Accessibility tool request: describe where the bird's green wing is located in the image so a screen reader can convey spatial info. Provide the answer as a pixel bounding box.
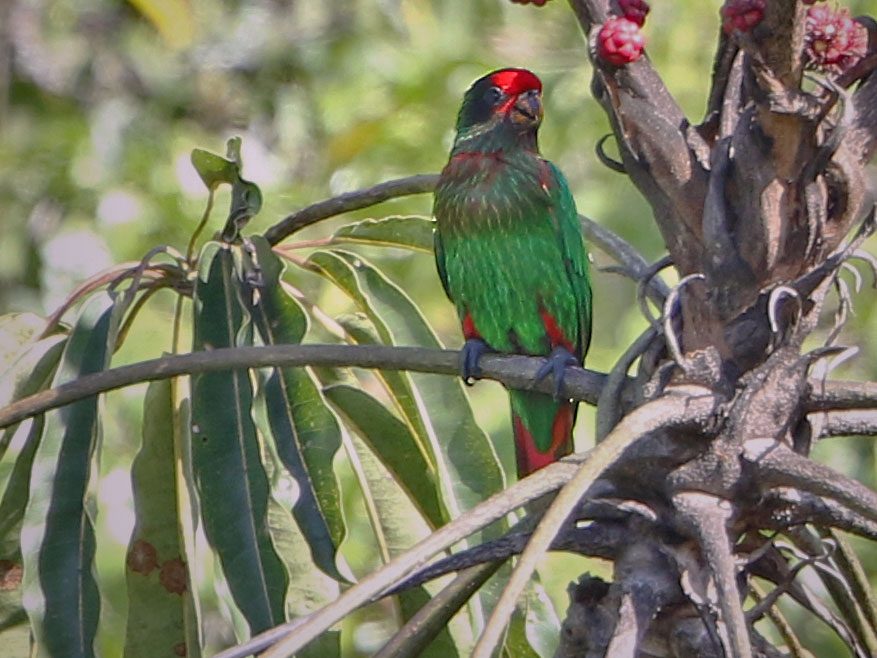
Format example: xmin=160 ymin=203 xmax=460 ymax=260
xmin=433 ymin=225 xmax=453 ymax=301
xmin=547 ymin=162 xmax=592 ymax=358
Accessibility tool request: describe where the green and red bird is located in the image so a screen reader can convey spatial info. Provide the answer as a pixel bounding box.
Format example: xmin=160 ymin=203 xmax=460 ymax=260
xmin=433 ymin=68 xmax=592 ymax=478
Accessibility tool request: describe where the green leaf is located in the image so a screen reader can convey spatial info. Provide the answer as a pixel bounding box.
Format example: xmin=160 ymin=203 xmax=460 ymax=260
xmin=257 ymin=438 xmax=341 ymax=658
xmin=0 ymin=334 xmax=66 ymax=644
xmin=0 ymin=332 xmax=66 ymax=414
xmin=190 ymin=149 xmax=237 ymax=191
xmin=0 ymin=423 xmax=38 ymax=639
xmin=324 ymin=384 xmax=444 ymax=529
xmin=520 ymin=581 xmax=561 ymax=658
xmin=190 ymin=139 xmax=262 ymax=242
xmin=191 ymin=242 xmax=286 ymax=634
xmin=307 ymin=250 xmax=505 ymax=521
xmin=0 ymin=312 xmax=47 ymax=374
xmin=21 ymin=293 xmax=118 ymax=658
xmin=0 ymin=334 xmax=65 ymax=468
xmin=124 ymin=378 xmax=188 ymax=658
xmin=503 ymin=607 xmax=541 ymax=658
xmin=334 ymin=312 xmax=435 ymax=470
xmin=332 ymin=216 xmax=435 ymax=252
xmin=223 ymin=180 xmax=262 ymax=243
xmin=245 ymin=236 xmax=346 ymax=581
xmin=503 ymin=583 xmax=561 ymax=658
xmin=344 ymin=431 xmax=460 ymax=658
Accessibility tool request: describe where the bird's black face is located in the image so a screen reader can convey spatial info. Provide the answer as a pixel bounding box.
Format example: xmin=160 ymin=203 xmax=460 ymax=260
xmin=455 ymin=68 xmax=543 ymax=134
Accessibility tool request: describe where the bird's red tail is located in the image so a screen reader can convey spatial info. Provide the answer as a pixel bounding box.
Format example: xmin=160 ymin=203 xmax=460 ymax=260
xmin=511 ymin=396 xmax=574 ymax=478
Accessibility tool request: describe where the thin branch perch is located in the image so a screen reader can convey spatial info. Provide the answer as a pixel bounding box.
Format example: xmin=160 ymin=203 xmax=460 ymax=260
xmin=0 ymin=344 xmax=607 ymax=430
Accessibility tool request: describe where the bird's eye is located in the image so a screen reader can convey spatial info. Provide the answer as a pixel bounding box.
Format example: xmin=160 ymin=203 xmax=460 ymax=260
xmin=486 ymin=86 xmax=503 ymax=104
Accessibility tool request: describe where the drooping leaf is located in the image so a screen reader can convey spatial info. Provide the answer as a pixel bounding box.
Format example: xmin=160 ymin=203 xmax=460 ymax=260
xmin=501 ymin=581 xmax=561 ymax=658
xmin=503 ymin=607 xmax=541 ymax=658
xmin=307 ymin=249 xmax=505 ymax=520
xmin=0 ymin=334 xmax=65 ymax=469
xmin=0 ymin=331 xmax=66 ymax=415
xmin=222 ymin=139 xmax=262 ymax=242
xmin=334 ymin=312 xmax=435 ymax=470
xmin=21 ymin=293 xmax=119 ymax=658
xmin=0 ymin=334 xmax=66 ymax=645
xmin=324 ymin=384 xmax=445 ymax=529
xmin=191 ymin=242 xmax=286 ymax=634
xmin=344 ymin=431 xmax=461 ymax=658
xmin=0 ymin=313 xmax=47 ymax=374
xmin=190 ymin=149 xmax=237 ymax=191
xmin=190 ymin=139 xmax=262 ymax=243
xmin=331 ymin=216 xmax=435 ymax=252
xmin=519 ymin=580 xmax=561 ymax=658
xmin=124 ymin=377 xmax=188 ymax=658
xmin=252 ymin=419 xmax=341 ymax=658
xmin=245 ymin=236 xmax=346 ymax=581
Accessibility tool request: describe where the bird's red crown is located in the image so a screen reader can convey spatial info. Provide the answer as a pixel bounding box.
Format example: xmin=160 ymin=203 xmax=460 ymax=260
xmin=489 ymin=69 xmax=542 ymax=96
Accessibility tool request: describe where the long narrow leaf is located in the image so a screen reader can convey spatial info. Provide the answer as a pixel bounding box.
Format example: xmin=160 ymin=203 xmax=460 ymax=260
xmin=21 ymin=293 xmax=118 ymax=658
xmin=307 ymin=250 xmax=505 ymax=521
xmin=246 ymin=236 xmax=345 ymax=581
xmin=0 ymin=335 xmax=66 ymax=457
xmin=0 ymin=335 xmax=66 ymax=540
xmin=307 ymin=248 xmax=510 ymax=641
xmin=0 ymin=335 xmax=66 ymax=645
xmin=344 ymin=430 xmax=462 ymax=658
xmin=331 ymin=216 xmax=435 ymax=252
xmin=334 ymin=312 xmax=436 ymax=469
xmin=0 ymin=313 xmax=46 ymax=376
xmin=324 ymin=384 xmax=445 ymax=529
xmin=191 ymin=242 xmax=286 ymax=634
xmin=124 ymin=378 xmax=188 ymax=658
xmin=254 ymin=428 xmax=341 ymax=658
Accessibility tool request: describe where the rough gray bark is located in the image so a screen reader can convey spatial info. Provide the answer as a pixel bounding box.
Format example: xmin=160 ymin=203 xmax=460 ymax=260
xmin=550 ymin=1 xmax=877 ymax=656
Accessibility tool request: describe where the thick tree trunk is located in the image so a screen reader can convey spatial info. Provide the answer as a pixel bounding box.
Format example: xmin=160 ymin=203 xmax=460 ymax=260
xmin=555 ymin=1 xmax=877 ymax=656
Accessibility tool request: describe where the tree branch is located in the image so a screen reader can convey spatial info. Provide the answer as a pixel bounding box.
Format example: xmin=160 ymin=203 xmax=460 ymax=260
xmin=374 ymin=561 xmax=502 ymax=658
xmin=470 ymin=386 xmax=722 ymax=658
xmin=264 ymin=174 xmax=440 ymax=244
xmin=0 ymin=344 xmax=607 ymax=430
xmin=262 ymin=173 xmax=669 ymax=300
xmin=5 ymin=335 xmax=875 ymax=434
xmin=814 ymin=410 xmax=877 ymax=438
xmin=807 ymin=380 xmax=877 ymax=412
xmin=673 ymin=491 xmax=753 ymax=658
xmin=236 ymin=456 xmax=584 ymax=658
xmin=568 ymin=1 xmax=711 ymax=276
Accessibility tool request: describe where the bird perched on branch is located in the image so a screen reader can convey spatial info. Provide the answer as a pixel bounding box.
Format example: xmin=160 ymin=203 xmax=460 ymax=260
xmin=433 ymin=68 xmax=592 ymax=478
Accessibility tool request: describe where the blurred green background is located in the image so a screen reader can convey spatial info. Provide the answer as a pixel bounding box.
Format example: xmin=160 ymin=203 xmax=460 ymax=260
xmin=1 ymin=0 xmax=876 ymax=655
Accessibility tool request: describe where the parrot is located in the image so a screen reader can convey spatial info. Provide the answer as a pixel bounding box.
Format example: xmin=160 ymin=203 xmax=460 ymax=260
xmin=433 ymin=67 xmax=592 ymax=479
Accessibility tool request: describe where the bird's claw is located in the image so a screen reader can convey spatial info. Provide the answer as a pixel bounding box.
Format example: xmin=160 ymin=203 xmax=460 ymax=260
xmin=535 ymin=346 xmax=578 ymax=400
xmin=460 ymin=338 xmax=492 ymax=385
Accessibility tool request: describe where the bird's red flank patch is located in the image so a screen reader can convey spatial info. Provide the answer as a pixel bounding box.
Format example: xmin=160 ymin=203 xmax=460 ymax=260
xmin=490 ymin=69 xmax=542 ymax=96
xmin=462 ymin=311 xmax=481 ymax=340
xmin=539 ymin=306 xmax=576 ymax=354
xmin=513 ymin=404 xmax=574 ymax=477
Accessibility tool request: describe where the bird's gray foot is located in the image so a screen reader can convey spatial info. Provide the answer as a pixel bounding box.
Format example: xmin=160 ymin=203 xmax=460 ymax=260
xmin=461 ymin=338 xmax=492 ymax=384
xmin=535 ymin=346 xmax=578 ymax=399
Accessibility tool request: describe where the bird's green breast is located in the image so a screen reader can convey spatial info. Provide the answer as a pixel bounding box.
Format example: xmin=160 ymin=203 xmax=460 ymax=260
xmin=434 ymin=150 xmax=586 ymax=356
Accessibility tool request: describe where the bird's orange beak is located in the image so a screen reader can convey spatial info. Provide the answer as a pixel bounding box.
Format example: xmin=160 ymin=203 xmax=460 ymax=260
xmin=511 ymin=90 xmax=543 ymax=126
